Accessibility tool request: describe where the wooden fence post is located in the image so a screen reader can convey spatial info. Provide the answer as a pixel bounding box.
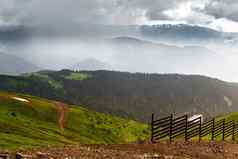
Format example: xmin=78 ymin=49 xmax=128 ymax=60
xmin=151 ymin=113 xmax=154 ymax=143
xmin=212 ymin=118 xmax=215 ymax=141
xmin=185 ymin=115 xmax=188 ymax=141
xmin=169 ymin=114 xmax=173 ymax=143
xmin=150 ymin=114 xmax=238 ymax=143
xmin=232 ymin=120 xmax=235 ymax=141
xmin=199 ymin=116 xmax=202 ymax=142
xmin=222 ymin=119 xmax=225 ymax=141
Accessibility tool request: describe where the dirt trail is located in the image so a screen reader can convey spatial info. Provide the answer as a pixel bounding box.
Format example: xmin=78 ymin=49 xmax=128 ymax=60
xmin=12 ymin=141 xmax=238 ymax=159
xmin=54 ymin=102 xmax=69 ymax=130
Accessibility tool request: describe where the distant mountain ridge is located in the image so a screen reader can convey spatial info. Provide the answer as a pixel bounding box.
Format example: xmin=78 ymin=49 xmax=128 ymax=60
xmin=140 ymin=24 xmax=238 ymax=45
xmin=111 ymin=36 xmax=217 ymax=49
xmin=1 ymin=24 xmax=237 ymax=44
xmin=109 ymin=36 xmax=226 ymax=76
xmin=141 ymin=24 xmax=221 ymax=39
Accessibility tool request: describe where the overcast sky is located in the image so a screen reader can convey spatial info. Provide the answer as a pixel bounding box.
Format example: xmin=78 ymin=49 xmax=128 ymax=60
xmin=2 ymin=0 xmax=238 ymax=82
xmin=0 ymin=0 xmax=238 ymax=32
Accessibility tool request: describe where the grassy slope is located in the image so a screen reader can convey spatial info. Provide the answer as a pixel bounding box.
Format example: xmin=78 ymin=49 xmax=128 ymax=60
xmin=64 ymin=72 xmax=91 ymax=80
xmin=0 ymin=92 xmax=149 ymax=150
xmin=217 ymin=112 xmax=238 ymax=121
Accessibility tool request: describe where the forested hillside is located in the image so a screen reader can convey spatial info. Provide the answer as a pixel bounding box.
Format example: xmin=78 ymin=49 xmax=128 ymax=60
xmin=1 ymin=70 xmax=238 ymax=122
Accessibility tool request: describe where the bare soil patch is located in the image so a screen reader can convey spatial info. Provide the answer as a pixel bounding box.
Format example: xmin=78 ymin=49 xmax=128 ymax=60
xmin=54 ymin=102 xmax=69 ymax=130
xmin=11 ymin=141 xmax=238 ymax=159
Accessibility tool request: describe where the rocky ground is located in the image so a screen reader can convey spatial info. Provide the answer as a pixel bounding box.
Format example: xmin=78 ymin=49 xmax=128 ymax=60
xmin=3 ymin=141 xmax=238 ymax=159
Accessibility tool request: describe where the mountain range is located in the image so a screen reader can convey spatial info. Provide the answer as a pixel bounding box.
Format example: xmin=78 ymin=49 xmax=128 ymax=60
xmin=0 ymin=24 xmax=236 ymax=78
xmin=140 ymin=24 xmax=238 ymax=45
xmin=1 ymin=24 xmax=237 ymax=45
xmin=109 ymin=36 xmax=227 ymax=79
xmin=0 ymin=35 xmax=224 ymax=77
xmin=1 ymin=70 xmax=238 ymax=122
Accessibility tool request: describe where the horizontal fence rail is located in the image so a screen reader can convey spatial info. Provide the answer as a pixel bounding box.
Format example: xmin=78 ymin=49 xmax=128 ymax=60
xmin=151 ymin=113 xmax=238 ymax=143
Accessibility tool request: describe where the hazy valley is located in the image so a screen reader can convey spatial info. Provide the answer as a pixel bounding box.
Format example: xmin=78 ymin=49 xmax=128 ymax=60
xmin=1 ymin=1 xmax=238 ymax=157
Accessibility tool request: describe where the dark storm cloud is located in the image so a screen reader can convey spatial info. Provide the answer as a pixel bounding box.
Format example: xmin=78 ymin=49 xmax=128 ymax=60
xmin=203 ymin=0 xmax=238 ymax=22
xmin=117 ymin=0 xmax=188 ymax=20
xmin=116 ymin=0 xmax=238 ymax=23
xmin=0 ymin=0 xmax=189 ymax=27
xmin=0 ymin=0 xmax=238 ymax=28
xmin=0 ymin=0 xmax=27 ymax=27
xmin=0 ymin=0 xmax=114 ymax=27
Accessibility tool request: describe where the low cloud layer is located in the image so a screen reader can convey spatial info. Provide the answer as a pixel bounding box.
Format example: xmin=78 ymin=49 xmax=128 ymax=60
xmin=1 ymin=0 xmax=238 ymax=82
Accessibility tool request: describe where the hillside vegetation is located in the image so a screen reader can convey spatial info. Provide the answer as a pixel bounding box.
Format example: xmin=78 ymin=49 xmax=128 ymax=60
xmin=0 ymin=92 xmax=149 ymax=150
xmin=1 ymin=70 xmax=238 ymax=122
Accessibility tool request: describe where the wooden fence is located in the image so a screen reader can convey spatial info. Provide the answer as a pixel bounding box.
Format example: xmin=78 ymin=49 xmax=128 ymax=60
xmin=151 ymin=114 xmax=238 ymax=143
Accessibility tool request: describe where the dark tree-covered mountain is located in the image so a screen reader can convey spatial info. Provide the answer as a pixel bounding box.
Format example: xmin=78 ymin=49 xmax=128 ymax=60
xmin=141 ymin=24 xmax=221 ymax=39
xmin=0 ymin=52 xmax=40 ymax=75
xmin=1 ymin=70 xmax=238 ymax=122
xmin=140 ymin=24 xmax=238 ymax=45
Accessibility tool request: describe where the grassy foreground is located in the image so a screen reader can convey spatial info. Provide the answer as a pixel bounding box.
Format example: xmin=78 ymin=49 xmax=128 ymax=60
xmin=0 ymin=92 xmax=149 ymax=150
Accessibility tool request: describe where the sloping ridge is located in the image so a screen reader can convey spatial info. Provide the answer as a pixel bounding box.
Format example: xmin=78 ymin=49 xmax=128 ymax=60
xmin=1 ymin=70 xmax=238 ymax=122
xmin=0 ymin=91 xmax=149 ymax=150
